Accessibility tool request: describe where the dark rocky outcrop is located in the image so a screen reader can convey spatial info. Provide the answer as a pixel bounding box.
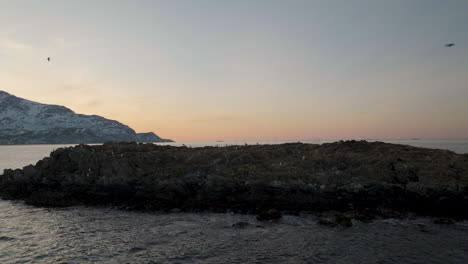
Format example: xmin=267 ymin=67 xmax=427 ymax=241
xmin=256 ymin=209 xmax=282 ymax=221
xmin=334 ymin=214 xmax=353 ymax=227
xmin=317 ymin=218 xmax=338 ymax=227
xmin=0 ymin=141 xmax=467 ymax=218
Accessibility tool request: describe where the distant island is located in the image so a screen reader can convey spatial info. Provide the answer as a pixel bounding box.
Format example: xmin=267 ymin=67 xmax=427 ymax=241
xmin=0 ymin=90 xmax=172 ymax=144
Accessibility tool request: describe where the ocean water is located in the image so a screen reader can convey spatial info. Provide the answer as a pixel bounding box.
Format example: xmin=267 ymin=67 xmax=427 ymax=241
xmin=0 ymin=201 xmax=467 ymax=264
xmin=1 ymin=140 xmax=468 ymax=263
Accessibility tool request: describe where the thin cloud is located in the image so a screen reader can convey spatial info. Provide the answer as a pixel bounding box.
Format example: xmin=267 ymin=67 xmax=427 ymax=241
xmin=0 ymin=38 xmax=33 ymax=55
xmin=83 ymin=99 xmax=103 ymax=108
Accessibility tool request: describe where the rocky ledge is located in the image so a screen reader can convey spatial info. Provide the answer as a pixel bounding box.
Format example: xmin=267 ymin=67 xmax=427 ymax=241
xmin=1 ymin=141 xmax=467 ymax=219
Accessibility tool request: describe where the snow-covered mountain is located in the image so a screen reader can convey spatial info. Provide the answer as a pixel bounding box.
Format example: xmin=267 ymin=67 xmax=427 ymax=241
xmin=0 ymin=90 xmax=172 ymax=144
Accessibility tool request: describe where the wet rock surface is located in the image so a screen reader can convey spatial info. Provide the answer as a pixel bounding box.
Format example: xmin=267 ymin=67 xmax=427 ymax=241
xmin=317 ymin=214 xmax=353 ymax=227
xmin=1 ymin=141 xmax=467 ymax=218
xmin=256 ymin=209 xmax=282 ymax=221
xmin=317 ymin=218 xmax=337 ymax=227
xmin=334 ymin=214 xmax=353 ymax=227
xmin=433 ymin=217 xmax=455 ymax=225
xmin=232 ymin=221 xmax=250 ymax=228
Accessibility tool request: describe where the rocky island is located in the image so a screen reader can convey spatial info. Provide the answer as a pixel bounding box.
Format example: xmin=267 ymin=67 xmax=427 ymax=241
xmin=1 ymin=141 xmax=467 ymax=220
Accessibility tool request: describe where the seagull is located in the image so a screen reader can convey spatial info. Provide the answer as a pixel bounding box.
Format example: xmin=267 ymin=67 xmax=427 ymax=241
xmin=445 ymin=43 xmax=455 ymax=47
xmin=47 ymin=57 xmax=51 ymax=62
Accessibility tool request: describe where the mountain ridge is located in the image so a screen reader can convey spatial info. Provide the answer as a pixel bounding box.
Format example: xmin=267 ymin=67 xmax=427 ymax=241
xmin=0 ymin=90 xmax=172 ymax=144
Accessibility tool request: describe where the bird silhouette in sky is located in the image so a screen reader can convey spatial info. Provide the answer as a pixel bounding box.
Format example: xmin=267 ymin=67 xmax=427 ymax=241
xmin=445 ymin=43 xmax=455 ymax=47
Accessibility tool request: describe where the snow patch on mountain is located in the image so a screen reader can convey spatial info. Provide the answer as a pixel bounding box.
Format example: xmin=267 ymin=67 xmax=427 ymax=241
xmin=0 ymin=90 xmax=172 ymax=144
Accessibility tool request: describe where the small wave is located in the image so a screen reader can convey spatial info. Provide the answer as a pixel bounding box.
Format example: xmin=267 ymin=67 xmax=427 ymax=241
xmin=129 ymin=247 xmax=146 ymax=253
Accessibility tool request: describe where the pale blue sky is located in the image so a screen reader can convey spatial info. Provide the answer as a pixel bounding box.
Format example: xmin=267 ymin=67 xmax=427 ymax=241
xmin=1 ymin=0 xmax=467 ymax=140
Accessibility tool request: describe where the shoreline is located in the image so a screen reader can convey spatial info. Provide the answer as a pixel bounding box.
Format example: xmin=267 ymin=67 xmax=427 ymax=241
xmin=1 ymin=141 xmax=467 ymax=220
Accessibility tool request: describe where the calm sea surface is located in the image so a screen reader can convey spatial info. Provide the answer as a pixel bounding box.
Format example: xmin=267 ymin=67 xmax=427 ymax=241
xmin=1 ymin=140 xmax=467 ymax=263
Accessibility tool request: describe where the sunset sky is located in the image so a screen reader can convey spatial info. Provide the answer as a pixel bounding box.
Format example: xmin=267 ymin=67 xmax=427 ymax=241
xmin=1 ymin=0 xmax=467 ymax=141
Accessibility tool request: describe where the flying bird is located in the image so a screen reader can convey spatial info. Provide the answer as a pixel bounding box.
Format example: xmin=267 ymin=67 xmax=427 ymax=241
xmin=445 ymin=43 xmax=455 ymax=47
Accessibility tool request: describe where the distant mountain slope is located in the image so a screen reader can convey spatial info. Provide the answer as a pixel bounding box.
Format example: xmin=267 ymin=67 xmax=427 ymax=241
xmin=0 ymin=90 xmax=172 ymax=144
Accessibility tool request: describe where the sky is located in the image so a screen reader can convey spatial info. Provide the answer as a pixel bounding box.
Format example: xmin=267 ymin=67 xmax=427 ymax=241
xmin=1 ymin=0 xmax=467 ymax=141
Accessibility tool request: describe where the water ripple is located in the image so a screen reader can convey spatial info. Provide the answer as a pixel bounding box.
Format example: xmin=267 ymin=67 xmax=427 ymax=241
xmin=0 ymin=200 xmax=467 ymax=263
